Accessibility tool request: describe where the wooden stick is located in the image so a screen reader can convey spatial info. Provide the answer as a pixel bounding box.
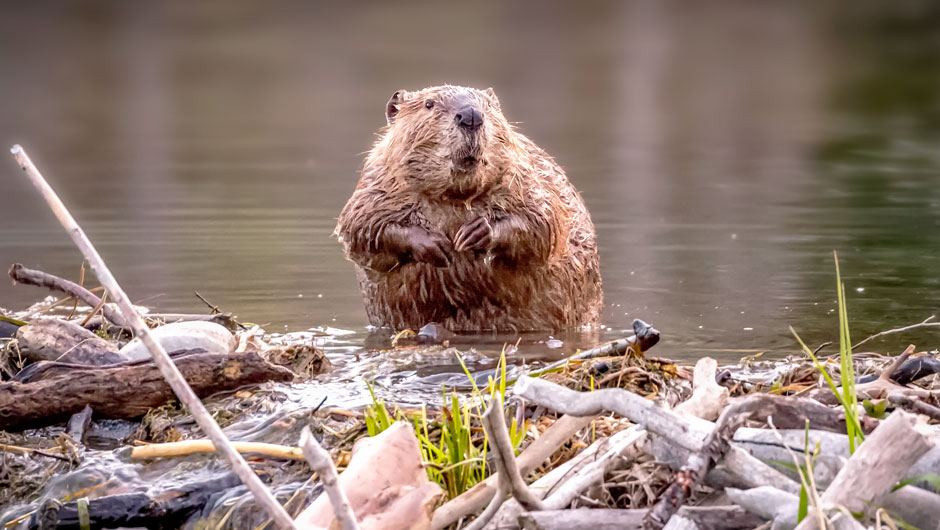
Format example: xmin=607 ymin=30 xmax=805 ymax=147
xmin=431 ymin=414 xmax=593 ymax=529
xmin=518 ymin=507 xmax=763 ymax=530
xmin=130 ymin=440 xmax=306 ymax=461
xmin=9 ymin=263 xmax=127 ymax=327
xmin=794 ymin=410 xmax=933 ymax=529
xmin=482 ymin=393 xmax=544 ymax=511
xmin=10 ymin=145 xmax=297 ymax=530
xmin=643 ymin=396 xmax=754 ymax=529
xmin=852 ymin=316 xmax=939 ymax=351
xmin=486 ymin=425 xmax=648 ymax=529
xmin=881 ymin=344 xmax=916 ymax=381
xmin=0 ymin=441 xmax=71 ymax=462
xmin=514 ymin=377 xmax=800 ymax=495
xmin=299 ymin=426 xmax=359 ymax=530
xmin=527 ymin=319 xmax=659 ymax=378
xmin=464 ymin=481 xmax=510 ymax=530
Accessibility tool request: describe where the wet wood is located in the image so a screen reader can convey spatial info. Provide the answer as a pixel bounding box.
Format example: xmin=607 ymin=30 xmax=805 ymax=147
xmin=15 ymin=318 xmax=126 ymax=365
xmin=518 ymin=507 xmax=762 ymax=530
xmin=8 ymin=263 xmax=127 ymax=328
xmin=0 ymin=350 xmax=294 ymax=430
xmin=794 ymin=410 xmax=933 ymax=530
xmin=27 ymin=472 xmax=241 ymax=529
xmin=644 ymin=395 xmax=755 ymax=529
xmin=431 ymin=415 xmax=593 ymax=530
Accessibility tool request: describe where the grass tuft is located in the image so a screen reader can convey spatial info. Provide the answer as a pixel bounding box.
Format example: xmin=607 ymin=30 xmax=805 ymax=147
xmin=364 ymin=349 xmax=525 ymax=499
xmin=790 ymin=251 xmax=865 ymax=453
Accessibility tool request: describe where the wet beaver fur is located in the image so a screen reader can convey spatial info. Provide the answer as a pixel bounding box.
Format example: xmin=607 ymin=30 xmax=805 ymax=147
xmin=335 ymin=85 xmax=602 ymax=332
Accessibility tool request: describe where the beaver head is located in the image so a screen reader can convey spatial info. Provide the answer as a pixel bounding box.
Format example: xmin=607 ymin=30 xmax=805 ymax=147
xmin=374 ymin=85 xmax=517 ymax=200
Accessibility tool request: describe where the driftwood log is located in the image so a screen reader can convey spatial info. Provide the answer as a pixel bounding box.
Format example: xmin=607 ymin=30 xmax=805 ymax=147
xmin=15 ymin=318 xmax=126 ymax=365
xmin=795 ymin=410 xmax=933 ymax=529
xmin=27 ymin=472 xmax=241 ymax=530
xmin=0 ymin=350 xmax=294 ymax=430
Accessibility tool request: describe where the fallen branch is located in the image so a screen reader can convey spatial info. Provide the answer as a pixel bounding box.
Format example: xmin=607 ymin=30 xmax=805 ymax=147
xmin=515 ymin=377 xmax=806 ymax=496
xmin=431 ymin=414 xmax=593 ymax=530
xmin=725 ymin=487 xmax=798 ymax=528
xmin=299 ymin=426 xmax=359 ymax=530
xmin=528 ymin=319 xmax=660 ymax=378
xmin=517 ymin=507 xmax=762 ymax=530
xmin=485 ymin=425 xmax=647 ymax=529
xmin=732 ymin=427 xmax=940 ymax=530
xmin=483 ymin=393 xmax=543 ymax=511
xmin=674 ymin=357 xmax=728 ymax=421
xmin=852 ymin=316 xmax=940 ymax=351
xmin=794 ymin=410 xmax=933 ymax=529
xmin=129 ymin=439 xmax=306 ymax=461
xmin=887 ymin=392 xmax=940 ymax=422
xmin=643 ymin=395 xmax=756 ymax=529
xmin=464 ymin=394 xmax=544 ymax=530
xmin=9 ymin=263 xmax=127 ymax=328
xmin=10 ymin=145 xmax=296 ymax=529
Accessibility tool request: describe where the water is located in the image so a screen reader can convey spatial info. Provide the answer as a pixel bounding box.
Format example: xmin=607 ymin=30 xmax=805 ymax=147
xmin=2 ymin=2 xmax=940 ymax=364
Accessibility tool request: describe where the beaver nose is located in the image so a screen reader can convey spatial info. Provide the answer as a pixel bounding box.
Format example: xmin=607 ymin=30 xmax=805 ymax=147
xmin=455 ymin=107 xmax=483 ymax=131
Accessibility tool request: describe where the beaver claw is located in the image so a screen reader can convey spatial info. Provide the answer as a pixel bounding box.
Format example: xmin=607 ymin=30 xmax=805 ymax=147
xmin=454 ymin=217 xmax=493 ymax=252
xmin=409 ymin=230 xmax=452 ymax=267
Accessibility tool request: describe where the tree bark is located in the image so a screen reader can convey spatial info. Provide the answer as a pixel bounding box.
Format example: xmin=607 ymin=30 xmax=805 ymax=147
xmin=0 ymin=351 xmax=294 ymax=430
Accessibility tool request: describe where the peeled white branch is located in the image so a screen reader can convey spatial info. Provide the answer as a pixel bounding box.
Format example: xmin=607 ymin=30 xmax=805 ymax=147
xmin=485 ymin=426 xmax=647 ymax=529
xmin=431 ymin=414 xmax=592 ymax=530
xmin=10 ymin=145 xmax=297 ymax=530
xmin=483 ymin=393 xmax=544 ymax=511
xmin=299 ymin=427 xmax=359 ymax=530
xmin=794 ymin=410 xmax=933 ymax=530
xmin=513 ymin=377 xmax=799 ymax=494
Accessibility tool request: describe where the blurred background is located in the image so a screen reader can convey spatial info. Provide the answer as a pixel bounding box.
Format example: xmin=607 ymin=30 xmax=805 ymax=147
xmin=1 ymin=1 xmax=939 ymax=360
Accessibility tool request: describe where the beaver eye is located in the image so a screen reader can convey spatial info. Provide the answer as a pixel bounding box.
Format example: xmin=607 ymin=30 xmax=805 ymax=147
xmin=425 ymin=100 xmax=435 ymax=109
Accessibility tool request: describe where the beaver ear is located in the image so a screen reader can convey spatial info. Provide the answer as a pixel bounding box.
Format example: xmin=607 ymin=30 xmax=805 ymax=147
xmin=386 ymin=90 xmax=408 ymax=125
xmin=483 ymin=87 xmax=500 ymax=109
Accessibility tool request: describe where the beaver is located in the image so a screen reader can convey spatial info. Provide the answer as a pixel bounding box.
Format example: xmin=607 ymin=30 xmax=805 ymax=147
xmin=335 ymin=85 xmax=602 ymax=332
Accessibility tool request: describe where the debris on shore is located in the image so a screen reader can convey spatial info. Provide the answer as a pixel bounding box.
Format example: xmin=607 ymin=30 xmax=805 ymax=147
xmin=3 ymin=146 xmax=940 ymax=529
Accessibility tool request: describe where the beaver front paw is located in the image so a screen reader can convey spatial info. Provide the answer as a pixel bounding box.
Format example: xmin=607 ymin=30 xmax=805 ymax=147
xmin=408 ymin=229 xmax=452 ymax=267
xmin=454 ymin=216 xmax=493 ymax=252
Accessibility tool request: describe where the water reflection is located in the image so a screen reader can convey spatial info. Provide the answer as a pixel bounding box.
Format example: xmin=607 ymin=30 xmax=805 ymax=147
xmin=1 ymin=1 xmax=938 ymax=361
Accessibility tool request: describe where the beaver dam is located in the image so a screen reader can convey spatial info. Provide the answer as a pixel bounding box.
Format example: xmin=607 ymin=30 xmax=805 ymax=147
xmin=3 ymin=258 xmax=940 ymax=530
xmin=3 ymin=148 xmax=940 ymax=530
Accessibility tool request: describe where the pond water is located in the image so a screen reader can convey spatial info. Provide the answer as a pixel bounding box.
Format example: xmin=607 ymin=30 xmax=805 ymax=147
xmin=2 ymin=2 xmax=939 ymax=364
xmin=2 ymin=2 xmax=940 ymax=527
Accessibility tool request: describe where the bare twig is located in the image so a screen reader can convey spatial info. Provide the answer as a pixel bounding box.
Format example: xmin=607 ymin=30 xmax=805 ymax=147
xmin=66 ymin=261 xmax=85 ymax=321
xmin=464 ymin=481 xmax=509 ymax=530
xmin=644 ymin=396 xmax=755 ymax=529
xmin=194 ymin=290 xmax=221 ymax=314
xmin=528 ymin=319 xmax=660 ymax=378
xmin=10 ymin=145 xmax=297 ymax=530
xmin=880 ymin=344 xmax=916 ymax=381
xmin=514 ymin=377 xmax=800 ymax=495
xmin=852 ymin=316 xmax=939 ymax=351
xmin=9 ymin=263 xmax=126 ymax=328
xmin=794 ymin=411 xmax=932 ymax=529
xmin=431 ymin=414 xmax=592 ymax=530
xmin=298 ymin=426 xmax=359 ymax=530
xmin=483 ymin=393 xmax=544 ymax=511
xmin=0 ymin=442 xmax=71 ymax=462
xmin=79 ymin=288 xmax=108 ymax=327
